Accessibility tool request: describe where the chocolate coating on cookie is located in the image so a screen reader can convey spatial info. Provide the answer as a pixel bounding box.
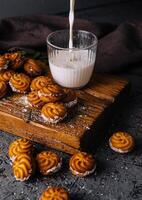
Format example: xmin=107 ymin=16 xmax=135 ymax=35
xmin=0 ymin=56 xmax=9 ymax=71
xmin=62 ymin=88 xmax=77 ymax=108
xmin=24 ymin=59 xmax=43 ymax=77
xmin=4 ymin=52 xmax=24 ymax=70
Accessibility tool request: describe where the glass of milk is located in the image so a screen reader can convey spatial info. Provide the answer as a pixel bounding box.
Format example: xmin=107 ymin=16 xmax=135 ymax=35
xmin=47 ymin=30 xmax=98 ymax=88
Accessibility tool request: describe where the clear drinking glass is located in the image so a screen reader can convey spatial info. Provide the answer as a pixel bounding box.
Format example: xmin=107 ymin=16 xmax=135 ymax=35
xmin=47 ymin=30 xmax=98 ymax=88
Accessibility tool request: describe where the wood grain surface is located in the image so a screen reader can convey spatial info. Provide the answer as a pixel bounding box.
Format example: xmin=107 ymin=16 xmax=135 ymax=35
xmin=0 ymin=74 xmax=129 ymax=154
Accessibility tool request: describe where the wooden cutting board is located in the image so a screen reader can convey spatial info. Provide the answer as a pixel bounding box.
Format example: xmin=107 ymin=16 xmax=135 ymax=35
xmin=0 ymin=74 xmax=130 ymax=154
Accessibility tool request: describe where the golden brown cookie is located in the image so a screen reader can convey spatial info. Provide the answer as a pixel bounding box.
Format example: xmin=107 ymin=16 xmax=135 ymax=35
xmin=4 ymin=52 xmax=24 ymax=70
xmin=24 ymin=59 xmax=43 ymax=77
xmin=41 ymin=103 xmax=67 ymax=123
xmin=39 ymin=187 xmax=69 ymax=200
xmin=0 ymin=56 xmax=9 ymax=71
xmin=36 ymin=151 xmax=62 ymax=175
xmin=109 ymin=132 xmax=134 ymax=153
xmin=0 ymin=81 xmax=7 ymax=98
xmin=69 ymin=152 xmax=96 ymax=177
xmin=30 ymin=76 xmax=53 ymax=91
xmin=9 ymin=73 xmax=31 ymax=93
xmin=27 ymin=91 xmax=45 ymax=108
xmin=8 ymin=138 xmax=33 ymax=161
xmin=0 ymin=70 xmax=15 ymax=82
xmin=62 ymin=88 xmax=77 ymax=108
xmin=12 ymin=153 xmax=34 ymax=181
xmin=38 ymin=84 xmax=64 ymax=103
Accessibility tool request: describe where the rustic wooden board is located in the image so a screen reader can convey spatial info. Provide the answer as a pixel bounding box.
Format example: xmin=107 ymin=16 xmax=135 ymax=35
xmin=0 ymin=74 xmax=129 ymax=154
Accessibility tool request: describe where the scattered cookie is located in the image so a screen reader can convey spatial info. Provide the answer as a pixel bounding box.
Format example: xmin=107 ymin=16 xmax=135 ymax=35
xmin=69 ymin=152 xmax=96 ymax=177
xmin=0 ymin=70 xmax=15 ymax=82
xmin=0 ymin=81 xmax=7 ymax=98
xmin=38 ymin=84 xmax=64 ymax=103
xmin=4 ymin=52 xmax=24 ymax=70
xmin=62 ymin=88 xmax=77 ymax=108
xmin=8 ymin=138 xmax=33 ymax=161
xmin=0 ymin=56 xmax=9 ymax=71
xmin=27 ymin=91 xmax=45 ymax=108
xmin=36 ymin=151 xmax=62 ymax=175
xmin=39 ymin=187 xmax=69 ymax=200
xmin=41 ymin=102 xmax=67 ymax=123
xmin=24 ymin=59 xmax=43 ymax=77
xmin=12 ymin=153 xmax=34 ymax=181
xmin=30 ymin=76 xmax=53 ymax=91
xmin=9 ymin=73 xmax=31 ymax=93
xmin=109 ymin=131 xmax=134 ymax=153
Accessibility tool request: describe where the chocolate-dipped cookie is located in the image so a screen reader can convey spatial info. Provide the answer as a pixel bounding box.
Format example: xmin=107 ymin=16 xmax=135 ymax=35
xmin=36 ymin=151 xmax=62 ymax=175
xmin=9 ymin=73 xmax=30 ymax=93
xmin=8 ymin=138 xmax=33 ymax=161
xmin=4 ymin=52 xmax=24 ymax=70
xmin=27 ymin=91 xmax=45 ymax=108
xmin=0 ymin=56 xmax=9 ymax=71
xmin=0 ymin=70 xmax=15 ymax=82
xmin=24 ymin=59 xmax=43 ymax=77
xmin=62 ymin=88 xmax=77 ymax=108
xmin=30 ymin=76 xmax=53 ymax=91
xmin=39 ymin=187 xmax=69 ymax=200
xmin=41 ymin=102 xmax=67 ymax=124
xmin=109 ymin=131 xmax=134 ymax=153
xmin=69 ymin=152 xmax=96 ymax=177
xmin=12 ymin=153 xmax=34 ymax=181
xmin=38 ymin=84 xmax=64 ymax=103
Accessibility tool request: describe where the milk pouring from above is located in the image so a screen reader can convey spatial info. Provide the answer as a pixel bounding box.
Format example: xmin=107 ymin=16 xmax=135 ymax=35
xmin=47 ymin=0 xmax=98 ymax=88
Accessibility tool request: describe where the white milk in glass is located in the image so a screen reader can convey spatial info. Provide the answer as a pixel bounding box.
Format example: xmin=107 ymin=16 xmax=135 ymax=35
xmin=49 ymin=0 xmax=96 ymax=88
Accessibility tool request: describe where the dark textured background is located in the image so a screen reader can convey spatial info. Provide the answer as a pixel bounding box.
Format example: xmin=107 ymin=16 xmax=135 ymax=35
xmin=0 ymin=1 xmax=142 ymax=199
xmin=0 ymin=74 xmax=142 ymax=200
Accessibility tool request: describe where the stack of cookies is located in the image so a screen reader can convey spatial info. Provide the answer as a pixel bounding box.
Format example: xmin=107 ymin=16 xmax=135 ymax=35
xmin=0 ymin=51 xmax=78 ymax=124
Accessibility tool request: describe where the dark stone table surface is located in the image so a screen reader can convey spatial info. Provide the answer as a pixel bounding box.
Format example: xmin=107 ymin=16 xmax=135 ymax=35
xmin=0 ymin=74 xmax=142 ymax=200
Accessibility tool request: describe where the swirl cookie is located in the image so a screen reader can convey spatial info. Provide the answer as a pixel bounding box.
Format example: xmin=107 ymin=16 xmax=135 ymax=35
xmin=39 ymin=187 xmax=69 ymax=200
xmin=9 ymin=73 xmax=30 ymax=93
xmin=38 ymin=84 xmax=64 ymax=103
xmin=36 ymin=151 xmax=62 ymax=175
xmin=0 ymin=56 xmax=9 ymax=71
xmin=0 ymin=81 xmax=7 ymax=98
xmin=27 ymin=91 xmax=45 ymax=108
xmin=41 ymin=103 xmax=67 ymax=123
xmin=4 ymin=52 xmax=24 ymax=70
xmin=24 ymin=59 xmax=43 ymax=77
xmin=109 ymin=132 xmax=134 ymax=153
xmin=62 ymin=88 xmax=77 ymax=108
xmin=0 ymin=70 xmax=15 ymax=82
xmin=30 ymin=76 xmax=53 ymax=91
xmin=12 ymin=153 xmax=34 ymax=181
xmin=8 ymin=138 xmax=33 ymax=161
xmin=69 ymin=152 xmax=96 ymax=177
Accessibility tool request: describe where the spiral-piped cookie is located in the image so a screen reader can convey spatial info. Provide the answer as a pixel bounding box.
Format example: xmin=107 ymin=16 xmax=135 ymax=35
xmin=0 ymin=81 xmax=7 ymax=98
xmin=12 ymin=153 xmax=34 ymax=181
xmin=0 ymin=70 xmax=15 ymax=82
xmin=24 ymin=59 xmax=43 ymax=77
xmin=38 ymin=84 xmax=64 ymax=103
xmin=27 ymin=91 xmax=45 ymax=108
xmin=36 ymin=151 xmax=62 ymax=175
xmin=69 ymin=152 xmax=96 ymax=177
xmin=41 ymin=103 xmax=67 ymax=123
xmin=8 ymin=138 xmax=33 ymax=161
xmin=39 ymin=187 xmax=69 ymax=200
xmin=62 ymin=88 xmax=77 ymax=108
xmin=0 ymin=56 xmax=9 ymax=71
xmin=9 ymin=73 xmax=30 ymax=93
xmin=109 ymin=132 xmax=134 ymax=153
xmin=30 ymin=76 xmax=53 ymax=91
xmin=4 ymin=52 xmax=24 ymax=70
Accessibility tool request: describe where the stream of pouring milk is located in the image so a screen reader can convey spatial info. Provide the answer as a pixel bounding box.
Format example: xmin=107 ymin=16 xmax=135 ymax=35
xmin=49 ymin=0 xmax=95 ymax=88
